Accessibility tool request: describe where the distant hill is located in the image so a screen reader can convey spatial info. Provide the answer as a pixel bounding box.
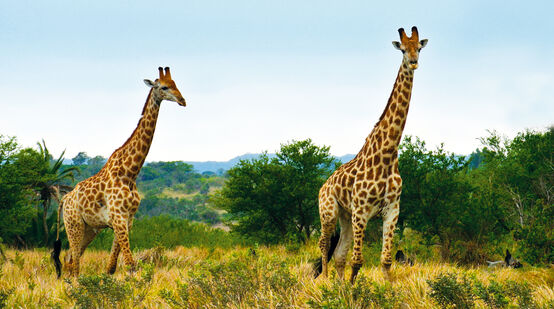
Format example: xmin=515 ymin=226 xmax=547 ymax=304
xmin=66 ymin=153 xmax=356 ymax=173
xmin=186 ymin=153 xmax=355 ymax=173
xmin=184 ymin=153 xmax=275 ymax=174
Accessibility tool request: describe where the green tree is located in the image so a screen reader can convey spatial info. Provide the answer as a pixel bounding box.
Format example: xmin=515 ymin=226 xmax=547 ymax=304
xmin=478 ymin=128 xmax=553 ymax=264
xmin=71 ymin=151 xmax=90 ymax=166
xmin=277 ymin=139 xmax=339 ymax=240
xmin=214 ymin=139 xmax=339 ymax=244
xmin=0 ymin=136 xmax=37 ymax=245
xmin=33 ymin=140 xmax=79 ymax=245
xmin=398 ymin=136 xmax=483 ymax=261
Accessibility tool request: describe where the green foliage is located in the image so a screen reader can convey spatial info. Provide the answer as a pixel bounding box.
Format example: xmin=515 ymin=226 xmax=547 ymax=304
xmin=65 ymin=264 xmax=154 ymax=309
xmin=32 ymin=140 xmax=79 ymax=245
xmin=428 ymin=272 xmax=540 ymax=309
xmin=478 ymin=128 xmax=553 ymax=264
xmin=397 ymin=129 xmax=553 ymax=265
xmin=214 ymin=139 xmax=339 ymax=244
xmin=137 ymin=161 xmax=196 ymax=192
xmin=137 ymin=193 xmax=220 ymax=224
xmin=0 ymin=136 xmax=38 ymax=245
xmin=160 ymin=251 xmax=298 ymax=308
xmin=88 ymin=215 xmax=242 ymax=250
xmin=474 ymin=280 xmax=509 ymax=309
xmin=427 ymin=273 xmax=475 ymax=308
xmin=399 ymin=136 xmax=489 ymax=261
xmin=307 ymin=275 xmax=399 ymax=309
xmin=71 ymin=152 xmax=90 ymax=166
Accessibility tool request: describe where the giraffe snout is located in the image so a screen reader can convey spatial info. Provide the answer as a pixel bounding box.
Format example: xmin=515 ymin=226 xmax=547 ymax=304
xmin=409 ymin=60 xmax=418 ymax=70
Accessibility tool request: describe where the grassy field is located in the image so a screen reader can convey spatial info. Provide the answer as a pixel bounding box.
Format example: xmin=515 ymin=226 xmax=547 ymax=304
xmin=0 ymin=245 xmax=552 ymax=308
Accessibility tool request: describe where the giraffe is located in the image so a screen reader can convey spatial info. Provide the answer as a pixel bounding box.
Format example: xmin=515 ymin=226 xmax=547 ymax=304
xmin=52 ymin=67 xmax=186 ymax=278
xmin=316 ymin=27 xmax=428 ymax=283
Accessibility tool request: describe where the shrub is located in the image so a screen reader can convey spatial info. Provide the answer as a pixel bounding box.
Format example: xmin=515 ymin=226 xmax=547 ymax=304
xmin=308 ymin=275 xmax=399 ymax=309
xmin=160 ymin=251 xmax=298 ymax=307
xmin=427 ymin=272 xmax=475 ymax=308
xmin=428 ymin=273 xmax=540 ymax=309
xmin=474 ymin=280 xmax=509 ymax=309
xmin=65 ymin=263 xmax=154 ymax=308
xmin=504 ymin=281 xmax=538 ymax=309
xmin=66 ymin=274 xmax=130 ymax=309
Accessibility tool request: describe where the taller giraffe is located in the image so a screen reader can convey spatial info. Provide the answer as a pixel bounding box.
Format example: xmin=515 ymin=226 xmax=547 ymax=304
xmin=316 ymin=27 xmax=428 ymax=283
xmin=53 ymin=67 xmax=186 ymax=277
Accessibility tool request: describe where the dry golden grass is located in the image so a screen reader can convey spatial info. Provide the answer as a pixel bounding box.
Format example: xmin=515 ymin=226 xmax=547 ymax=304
xmin=0 ymin=245 xmax=552 ymax=308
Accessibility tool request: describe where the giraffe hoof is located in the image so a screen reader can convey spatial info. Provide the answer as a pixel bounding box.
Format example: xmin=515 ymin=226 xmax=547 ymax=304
xmin=382 ymin=264 xmax=393 ymax=281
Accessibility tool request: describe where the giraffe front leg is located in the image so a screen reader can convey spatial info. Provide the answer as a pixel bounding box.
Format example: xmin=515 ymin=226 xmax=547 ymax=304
xmin=381 ymin=199 xmax=400 ymax=280
xmin=350 ymin=213 xmax=369 ymax=284
xmin=112 ymin=215 xmax=136 ymax=273
xmin=107 ymin=235 xmax=121 ymax=274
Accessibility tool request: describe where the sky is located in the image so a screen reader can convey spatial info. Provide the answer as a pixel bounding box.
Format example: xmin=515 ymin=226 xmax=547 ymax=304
xmin=1 ymin=0 xmax=552 ymax=162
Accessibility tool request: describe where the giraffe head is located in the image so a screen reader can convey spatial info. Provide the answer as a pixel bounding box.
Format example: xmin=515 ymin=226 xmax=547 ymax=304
xmin=143 ymin=67 xmax=187 ymax=106
xmin=392 ymin=26 xmax=428 ymax=70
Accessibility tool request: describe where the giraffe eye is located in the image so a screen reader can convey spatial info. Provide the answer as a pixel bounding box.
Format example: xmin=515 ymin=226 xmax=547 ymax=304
xmin=161 ymin=86 xmax=169 ymax=90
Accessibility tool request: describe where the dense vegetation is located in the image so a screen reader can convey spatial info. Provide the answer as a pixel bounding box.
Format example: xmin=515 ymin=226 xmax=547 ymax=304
xmin=0 ymin=246 xmax=552 ymax=308
xmin=212 ymin=129 xmax=553 ymax=265
xmin=0 ymin=127 xmax=552 ymax=266
xmin=213 ymin=139 xmax=340 ymax=244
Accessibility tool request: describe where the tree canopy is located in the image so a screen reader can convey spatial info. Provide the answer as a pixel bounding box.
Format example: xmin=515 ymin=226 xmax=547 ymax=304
xmin=213 ymin=139 xmax=339 ymax=244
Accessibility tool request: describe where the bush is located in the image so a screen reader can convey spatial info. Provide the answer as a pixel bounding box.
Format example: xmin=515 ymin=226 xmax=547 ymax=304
xmin=428 ymin=272 xmax=541 ymax=309
xmin=65 ymin=263 xmax=154 ymax=309
xmin=427 ymin=273 xmax=475 ymax=309
xmin=474 ymin=280 xmax=509 ymax=309
xmin=160 ymin=251 xmax=298 ymax=307
xmin=308 ymin=275 xmax=399 ymax=309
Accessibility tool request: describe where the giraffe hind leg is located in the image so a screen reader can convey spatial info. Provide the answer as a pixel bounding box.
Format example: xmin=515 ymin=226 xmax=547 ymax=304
xmin=333 ymin=208 xmax=353 ymax=280
xmin=65 ymin=215 xmax=85 ymax=278
xmin=317 ymin=197 xmax=338 ymax=279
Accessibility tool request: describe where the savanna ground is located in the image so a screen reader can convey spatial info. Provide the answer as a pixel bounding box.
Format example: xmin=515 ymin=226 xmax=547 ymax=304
xmin=1 ymin=244 xmax=552 ymax=308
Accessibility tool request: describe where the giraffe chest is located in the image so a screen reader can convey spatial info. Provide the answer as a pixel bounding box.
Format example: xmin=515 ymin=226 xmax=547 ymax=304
xmin=333 ymin=173 xmax=402 ymax=213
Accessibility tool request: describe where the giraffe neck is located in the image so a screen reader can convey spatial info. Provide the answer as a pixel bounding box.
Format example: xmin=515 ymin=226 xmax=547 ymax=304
xmin=357 ymin=61 xmax=414 ymax=158
xmin=377 ymin=61 xmax=414 ymax=145
xmin=104 ymin=89 xmax=162 ymax=181
xmin=370 ymin=61 xmax=414 ymax=147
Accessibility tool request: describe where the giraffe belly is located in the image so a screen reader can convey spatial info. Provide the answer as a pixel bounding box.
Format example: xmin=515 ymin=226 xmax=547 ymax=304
xmin=81 ymin=202 xmax=111 ymax=229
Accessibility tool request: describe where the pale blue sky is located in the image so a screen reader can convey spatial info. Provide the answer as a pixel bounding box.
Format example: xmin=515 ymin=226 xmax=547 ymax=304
xmin=1 ymin=1 xmax=552 ymax=161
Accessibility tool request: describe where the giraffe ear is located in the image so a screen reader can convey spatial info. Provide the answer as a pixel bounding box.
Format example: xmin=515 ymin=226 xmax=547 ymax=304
xmin=419 ymin=39 xmax=428 ymax=48
xmin=392 ymin=41 xmax=402 ymax=50
xmin=143 ymin=79 xmax=157 ymax=88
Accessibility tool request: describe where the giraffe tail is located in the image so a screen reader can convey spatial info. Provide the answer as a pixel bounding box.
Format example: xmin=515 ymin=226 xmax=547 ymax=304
xmin=312 ymin=230 xmax=340 ymax=278
xmin=51 ymin=198 xmax=63 ymax=278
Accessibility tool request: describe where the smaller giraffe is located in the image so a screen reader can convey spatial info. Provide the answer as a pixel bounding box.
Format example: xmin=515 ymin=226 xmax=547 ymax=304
xmin=53 ymin=67 xmax=186 ymax=278
xmin=316 ymin=27 xmax=427 ymax=283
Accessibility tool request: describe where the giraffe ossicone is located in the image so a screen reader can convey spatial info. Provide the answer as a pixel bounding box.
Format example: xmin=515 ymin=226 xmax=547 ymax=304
xmin=52 ymin=67 xmax=186 ymax=278
xmin=316 ymin=27 xmax=428 ymax=283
